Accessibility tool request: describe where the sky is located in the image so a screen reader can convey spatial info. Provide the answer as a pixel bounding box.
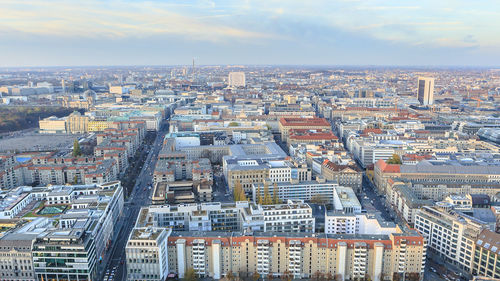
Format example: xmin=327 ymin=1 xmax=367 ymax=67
xmin=0 ymin=0 xmax=499 ymax=67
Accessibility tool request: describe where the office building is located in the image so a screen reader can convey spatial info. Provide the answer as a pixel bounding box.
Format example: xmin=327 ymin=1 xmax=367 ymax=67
xmin=33 ymin=227 xmax=97 ymax=281
xmin=417 ymin=77 xmax=435 ymax=106
xmin=414 ymin=205 xmax=492 ymax=275
xmin=126 ymin=227 xmax=170 ymax=281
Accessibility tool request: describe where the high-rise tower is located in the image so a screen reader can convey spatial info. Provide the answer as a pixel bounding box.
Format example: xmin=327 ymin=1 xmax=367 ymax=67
xmin=417 ymin=77 xmax=435 ymax=106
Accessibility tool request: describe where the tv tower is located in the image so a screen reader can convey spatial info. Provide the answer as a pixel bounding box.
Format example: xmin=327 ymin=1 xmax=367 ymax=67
xmin=191 ymin=58 xmax=195 ymax=82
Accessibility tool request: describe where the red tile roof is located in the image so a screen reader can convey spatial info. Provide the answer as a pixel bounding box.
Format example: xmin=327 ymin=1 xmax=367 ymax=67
xmin=375 ymin=159 xmax=400 ymax=173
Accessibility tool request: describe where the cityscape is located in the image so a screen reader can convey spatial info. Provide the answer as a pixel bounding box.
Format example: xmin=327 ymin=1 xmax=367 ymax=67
xmin=1 ymin=2 xmax=500 ymax=281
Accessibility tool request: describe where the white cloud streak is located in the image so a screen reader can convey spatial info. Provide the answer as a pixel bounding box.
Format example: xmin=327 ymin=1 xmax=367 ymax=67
xmin=0 ymin=0 xmax=274 ymax=41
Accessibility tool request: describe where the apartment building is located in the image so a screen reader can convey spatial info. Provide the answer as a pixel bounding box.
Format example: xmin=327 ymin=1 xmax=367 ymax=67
xmin=414 ymin=206 xmax=492 ymax=275
xmin=167 ymin=231 xmax=426 ymax=281
xmin=126 ymin=227 xmax=170 ymax=281
xmin=472 ymin=229 xmax=500 ymax=279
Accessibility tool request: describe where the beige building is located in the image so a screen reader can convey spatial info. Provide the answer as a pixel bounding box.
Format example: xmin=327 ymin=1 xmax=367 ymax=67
xmin=167 ymin=232 xmax=426 ymax=281
xmin=88 ymin=120 xmax=111 ymax=132
xmin=39 ymin=116 xmax=67 ymax=134
xmin=66 ymin=111 xmax=89 ymax=134
xmin=374 ymin=160 xmax=500 ymax=196
xmin=0 ymin=233 xmax=37 ymax=281
xmin=472 ymin=229 xmax=500 ymax=279
xmin=321 ymin=159 xmax=363 ymax=193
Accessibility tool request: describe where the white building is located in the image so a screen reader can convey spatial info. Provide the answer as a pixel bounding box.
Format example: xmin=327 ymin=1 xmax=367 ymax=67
xmin=414 ymin=205 xmax=492 ymax=274
xmin=252 ymin=179 xmax=342 ymax=204
xmin=126 ymin=227 xmax=170 ymax=281
xmin=228 ymin=72 xmax=246 ymax=87
xmin=325 ymin=213 xmax=398 ymax=235
xmin=137 ymin=200 xmax=314 ymax=233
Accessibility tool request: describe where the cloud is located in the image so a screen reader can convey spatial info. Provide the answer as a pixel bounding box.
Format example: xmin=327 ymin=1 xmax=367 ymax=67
xmin=0 ymin=0 xmax=273 ymax=42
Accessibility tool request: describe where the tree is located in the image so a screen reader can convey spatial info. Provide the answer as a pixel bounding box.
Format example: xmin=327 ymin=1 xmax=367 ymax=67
xmin=263 ymin=182 xmax=272 ymax=205
xmin=73 ymin=175 xmax=78 ymax=184
xmin=228 ymin=121 xmax=240 ymax=127
xmin=239 ymin=186 xmax=247 ymax=202
xmin=392 ymin=273 xmax=401 ymax=281
xmin=386 ymin=154 xmax=402 ymax=164
xmin=334 ymin=274 xmax=343 ymax=281
xmin=225 ymin=271 xmax=235 ymax=281
xmin=234 ymin=181 xmax=243 ymax=201
xmin=407 ymin=273 xmax=420 ymax=281
xmin=325 ymin=272 xmax=334 ymax=281
xmin=272 ymin=183 xmax=279 ymax=204
xmin=281 ymin=270 xmax=292 ymax=281
xmin=257 ymin=185 xmax=263 ymax=205
xmin=184 ymin=268 xmax=198 ymax=281
xmin=252 ymin=271 xmax=260 ymax=281
xmin=312 ymin=271 xmax=324 ymax=281
xmin=72 ymin=139 xmax=82 ymax=157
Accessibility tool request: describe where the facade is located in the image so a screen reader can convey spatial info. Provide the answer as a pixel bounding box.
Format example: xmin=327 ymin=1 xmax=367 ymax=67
xmin=126 ymin=227 xmax=170 ymax=281
xmin=66 ymin=111 xmax=89 ymax=134
xmin=417 ymin=77 xmax=435 ymax=106
xmin=167 ymin=232 xmax=426 ymax=281
xmin=87 ymin=120 xmax=111 ymax=132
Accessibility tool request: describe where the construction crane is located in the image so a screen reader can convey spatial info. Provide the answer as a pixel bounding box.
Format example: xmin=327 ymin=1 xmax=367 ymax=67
xmin=471 ymin=97 xmax=482 ymax=108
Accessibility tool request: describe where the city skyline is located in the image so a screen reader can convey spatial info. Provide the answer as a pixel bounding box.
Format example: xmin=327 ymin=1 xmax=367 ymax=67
xmin=1 ymin=0 xmax=499 ymax=67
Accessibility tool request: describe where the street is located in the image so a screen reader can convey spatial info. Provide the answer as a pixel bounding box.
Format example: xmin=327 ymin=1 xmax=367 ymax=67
xmin=100 ymin=124 xmax=168 ymax=281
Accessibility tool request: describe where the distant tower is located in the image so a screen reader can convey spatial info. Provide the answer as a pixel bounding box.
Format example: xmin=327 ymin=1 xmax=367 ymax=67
xmin=417 ymin=77 xmax=435 ymax=106
xmin=61 ymin=79 xmax=66 ymax=93
xmin=191 ymin=58 xmax=195 ymax=81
